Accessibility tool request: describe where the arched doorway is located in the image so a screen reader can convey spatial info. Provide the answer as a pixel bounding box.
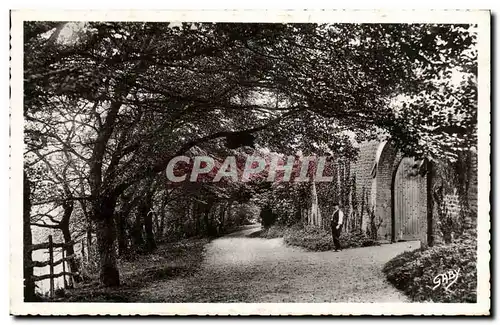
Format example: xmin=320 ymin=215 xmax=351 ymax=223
xmin=392 ymin=157 xmax=422 ymax=241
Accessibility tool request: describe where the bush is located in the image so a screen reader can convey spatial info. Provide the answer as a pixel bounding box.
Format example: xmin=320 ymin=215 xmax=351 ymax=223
xmin=284 ymin=227 xmax=333 ymax=251
xmin=256 ymin=224 xmax=380 ymax=251
xmin=261 ymin=224 xmax=290 ymax=238
xmin=340 ymin=229 xmax=380 ymax=249
xmin=260 ymin=206 xmax=278 ymax=228
xmin=64 ymin=238 xmax=209 ymax=302
xmin=382 ymin=235 xmax=477 ymax=303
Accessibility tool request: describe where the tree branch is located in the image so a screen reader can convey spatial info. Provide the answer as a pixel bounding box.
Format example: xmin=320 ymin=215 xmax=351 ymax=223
xmin=113 ymin=109 xmax=300 ymax=195
xmin=30 ymin=222 xmax=61 ymax=229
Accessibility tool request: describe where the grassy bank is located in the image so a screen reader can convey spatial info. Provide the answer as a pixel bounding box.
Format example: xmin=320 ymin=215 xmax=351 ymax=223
xmin=251 ymin=224 xmax=379 ymax=251
xmin=57 ymin=238 xmax=209 ymax=302
xmin=382 ymin=234 xmax=477 ymax=303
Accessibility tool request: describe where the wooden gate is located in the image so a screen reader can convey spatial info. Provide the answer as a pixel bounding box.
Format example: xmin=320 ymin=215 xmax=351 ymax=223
xmin=393 ymin=157 xmax=421 ymax=241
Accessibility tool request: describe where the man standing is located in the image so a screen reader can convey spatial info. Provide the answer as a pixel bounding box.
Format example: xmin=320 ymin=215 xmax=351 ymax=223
xmin=331 ymin=202 xmax=344 ymax=252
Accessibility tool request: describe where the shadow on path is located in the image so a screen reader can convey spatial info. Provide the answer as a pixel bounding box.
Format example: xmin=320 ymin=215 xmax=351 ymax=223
xmin=139 ymin=225 xmax=420 ymax=303
xmin=223 ymin=224 xmax=262 ymax=238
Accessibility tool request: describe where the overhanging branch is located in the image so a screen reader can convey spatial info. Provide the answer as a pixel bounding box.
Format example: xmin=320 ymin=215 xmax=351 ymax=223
xmin=113 ymin=109 xmax=300 ymax=196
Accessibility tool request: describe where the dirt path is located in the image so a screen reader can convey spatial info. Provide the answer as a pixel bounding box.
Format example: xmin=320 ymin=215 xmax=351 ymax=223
xmin=139 ymin=225 xmax=419 ymax=302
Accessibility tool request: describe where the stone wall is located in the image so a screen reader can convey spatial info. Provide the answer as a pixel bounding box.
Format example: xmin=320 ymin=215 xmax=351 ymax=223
xmin=351 ymin=141 xmax=380 ymax=204
xmin=350 ymin=141 xmax=380 ymax=232
xmin=432 ymin=148 xmax=478 ymax=243
xmin=348 ymin=141 xmax=429 ymax=244
xmin=374 ymin=142 xmax=398 ymax=241
xmin=310 ymin=140 xmax=477 ymax=246
xmin=444 ymin=193 xmax=461 ymax=218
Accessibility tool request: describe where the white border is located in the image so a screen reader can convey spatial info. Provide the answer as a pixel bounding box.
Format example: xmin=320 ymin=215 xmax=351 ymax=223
xmin=9 ymin=9 xmax=491 ymax=316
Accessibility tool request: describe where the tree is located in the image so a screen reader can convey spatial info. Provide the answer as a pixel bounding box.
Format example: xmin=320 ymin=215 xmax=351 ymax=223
xmin=23 ymin=172 xmax=36 ymax=301
xmin=24 ymin=22 xmax=477 ymax=287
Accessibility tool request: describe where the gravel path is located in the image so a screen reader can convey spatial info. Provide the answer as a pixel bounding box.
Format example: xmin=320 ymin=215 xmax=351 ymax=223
xmin=140 ymin=225 xmax=419 ymax=302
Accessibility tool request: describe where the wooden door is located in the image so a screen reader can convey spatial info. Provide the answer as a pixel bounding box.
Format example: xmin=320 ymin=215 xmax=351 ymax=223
xmin=393 ymin=157 xmax=421 ymax=241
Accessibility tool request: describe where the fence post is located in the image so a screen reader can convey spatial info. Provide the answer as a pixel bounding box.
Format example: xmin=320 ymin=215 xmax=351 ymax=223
xmin=48 ymin=235 xmax=54 ymax=298
xmin=426 ymin=159 xmax=434 ymax=247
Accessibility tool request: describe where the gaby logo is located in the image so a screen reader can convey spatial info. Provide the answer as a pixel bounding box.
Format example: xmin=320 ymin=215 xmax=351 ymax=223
xmin=165 ymin=155 xmax=335 ymax=183
xmin=432 ymin=269 xmax=460 ymax=293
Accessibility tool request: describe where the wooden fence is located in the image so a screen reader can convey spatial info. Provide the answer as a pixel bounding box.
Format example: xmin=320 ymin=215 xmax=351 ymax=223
xmin=29 ymin=235 xmax=77 ymax=297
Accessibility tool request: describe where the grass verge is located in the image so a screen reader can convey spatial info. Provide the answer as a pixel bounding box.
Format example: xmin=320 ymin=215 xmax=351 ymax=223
xmin=382 ymin=234 xmax=477 ymax=303
xmin=57 ymin=238 xmax=209 ymax=302
xmin=252 ymin=224 xmax=379 ymax=251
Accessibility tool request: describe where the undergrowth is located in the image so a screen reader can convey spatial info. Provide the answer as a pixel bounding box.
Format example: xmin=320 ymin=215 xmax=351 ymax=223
xmin=382 ymin=232 xmax=477 ymax=303
xmin=254 ymin=224 xmax=379 ymax=251
xmin=57 ymin=238 xmax=209 ymax=302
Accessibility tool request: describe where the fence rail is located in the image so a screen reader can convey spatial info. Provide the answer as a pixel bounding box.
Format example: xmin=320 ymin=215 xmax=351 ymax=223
xmin=28 ymin=254 xmax=76 ymax=268
xmin=29 ymin=235 xmax=78 ymax=297
xmin=32 ymin=271 xmax=75 ymax=282
xmin=29 ymin=239 xmax=75 ymax=251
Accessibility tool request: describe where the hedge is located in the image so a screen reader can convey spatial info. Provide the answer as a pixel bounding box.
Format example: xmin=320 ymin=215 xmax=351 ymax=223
xmin=382 ymin=234 xmax=477 ymax=303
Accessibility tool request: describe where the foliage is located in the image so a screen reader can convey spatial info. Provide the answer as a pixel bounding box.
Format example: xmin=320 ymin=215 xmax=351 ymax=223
xmin=384 ymin=25 xmax=477 ymax=161
xmin=365 ymin=205 xmax=384 ymax=240
xmin=382 ymin=234 xmax=477 ymax=303
xmin=431 ymin=149 xmax=477 ymax=244
xmin=259 ymin=205 xmax=278 ymax=228
xmin=339 ymin=229 xmax=380 ymax=249
xmin=227 ymin=203 xmax=258 ymax=227
xmin=254 ymin=224 xmax=291 ymax=239
xmin=60 ymin=238 xmax=209 ymax=302
xmin=78 ymin=244 xmax=100 ymax=282
xmin=256 ymin=224 xmax=379 ymax=251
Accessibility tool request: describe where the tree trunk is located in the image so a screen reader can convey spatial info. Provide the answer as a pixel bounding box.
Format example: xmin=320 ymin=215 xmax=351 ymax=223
xmin=61 ymin=227 xmax=81 ymax=285
xmin=141 ymin=197 xmax=157 ymax=252
xmin=60 ymin=201 xmax=82 ymax=284
xmin=144 ymin=211 xmax=157 ymax=252
xmin=23 ymin=172 xmax=36 ymax=302
xmin=153 ymin=212 xmax=160 ymax=240
xmin=204 ymin=207 xmax=210 ymax=236
xmin=131 ymin=211 xmax=145 ymax=250
xmin=79 ymin=185 xmax=93 ymax=261
xmin=86 ymin=223 xmax=92 ymax=262
xmin=194 ymin=202 xmax=201 ymax=235
xmin=116 ymin=211 xmax=128 ymax=256
xmin=458 ymin=151 xmax=473 ymax=233
xmin=159 ymin=207 xmax=166 ymax=241
xmin=218 ymin=203 xmax=226 ymax=235
xmin=226 ymin=201 xmax=233 ymax=228
xmin=94 ymin=194 xmax=120 ymax=287
xmin=117 ymin=193 xmax=141 ymax=256
xmin=157 ymin=196 xmax=168 ymax=242
xmin=426 ymin=159 xmax=434 ymax=247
